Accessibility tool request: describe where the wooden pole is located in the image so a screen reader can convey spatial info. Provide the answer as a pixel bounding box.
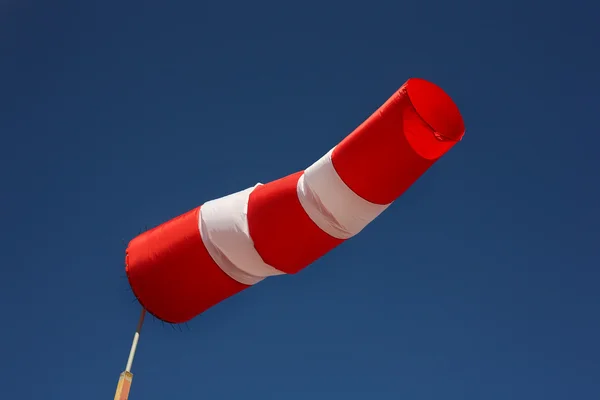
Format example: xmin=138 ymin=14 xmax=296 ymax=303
xmin=114 ymin=308 xmax=146 ymax=400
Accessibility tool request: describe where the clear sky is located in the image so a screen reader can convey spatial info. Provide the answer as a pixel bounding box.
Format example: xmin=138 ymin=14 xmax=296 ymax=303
xmin=1 ymin=1 xmax=598 ymax=399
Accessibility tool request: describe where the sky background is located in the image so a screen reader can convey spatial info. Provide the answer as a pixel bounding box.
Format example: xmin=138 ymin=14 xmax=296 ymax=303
xmin=1 ymin=0 xmax=599 ymax=399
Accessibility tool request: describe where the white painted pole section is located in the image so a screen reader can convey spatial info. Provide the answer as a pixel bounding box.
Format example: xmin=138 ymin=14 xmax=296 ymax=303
xmin=125 ymin=308 xmax=146 ymax=373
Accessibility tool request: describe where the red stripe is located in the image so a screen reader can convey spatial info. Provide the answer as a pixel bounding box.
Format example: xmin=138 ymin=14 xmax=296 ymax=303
xmin=125 ymin=207 xmax=249 ymax=323
xmin=331 ymin=78 xmax=465 ymax=205
xmin=247 ymin=171 xmax=344 ymax=274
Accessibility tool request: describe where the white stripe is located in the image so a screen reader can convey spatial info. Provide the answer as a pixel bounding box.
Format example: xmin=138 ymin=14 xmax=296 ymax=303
xmin=297 ymin=148 xmax=391 ymax=239
xmin=198 ymin=185 xmax=285 ymax=286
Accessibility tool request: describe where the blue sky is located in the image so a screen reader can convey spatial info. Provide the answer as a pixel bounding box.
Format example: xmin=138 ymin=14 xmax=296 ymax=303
xmin=1 ymin=1 xmax=598 ymax=399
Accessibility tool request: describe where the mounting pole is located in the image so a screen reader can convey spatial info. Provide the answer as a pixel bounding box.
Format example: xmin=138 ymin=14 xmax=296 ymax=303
xmin=114 ymin=308 xmax=147 ymax=400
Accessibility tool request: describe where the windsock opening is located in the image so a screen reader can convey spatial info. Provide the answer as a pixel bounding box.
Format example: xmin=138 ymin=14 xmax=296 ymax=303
xmin=404 ymin=77 xmax=465 ymax=160
xmin=330 ymin=78 xmax=466 ymax=205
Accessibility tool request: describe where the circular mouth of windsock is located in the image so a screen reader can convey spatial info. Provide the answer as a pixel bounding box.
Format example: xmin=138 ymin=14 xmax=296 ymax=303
xmin=404 ymin=78 xmax=466 ymax=160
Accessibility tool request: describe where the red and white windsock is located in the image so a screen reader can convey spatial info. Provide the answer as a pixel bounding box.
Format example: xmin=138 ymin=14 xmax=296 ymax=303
xmin=125 ymin=78 xmax=466 ymax=323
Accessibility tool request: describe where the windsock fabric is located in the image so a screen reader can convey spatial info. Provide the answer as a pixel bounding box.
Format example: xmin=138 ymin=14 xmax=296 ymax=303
xmin=125 ymin=78 xmax=466 ymax=323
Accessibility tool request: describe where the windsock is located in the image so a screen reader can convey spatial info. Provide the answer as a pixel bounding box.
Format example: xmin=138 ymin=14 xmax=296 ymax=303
xmin=125 ymin=78 xmax=465 ymax=323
